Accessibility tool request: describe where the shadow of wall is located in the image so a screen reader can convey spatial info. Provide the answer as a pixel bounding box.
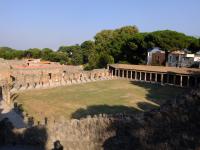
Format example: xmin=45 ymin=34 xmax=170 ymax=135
xmin=129 ymin=81 xmax=187 ymax=105
xmin=103 ymin=88 xmax=200 ymax=150
xmin=71 ymin=104 xmax=142 ymax=119
xmin=0 ymin=118 xmax=48 ymax=150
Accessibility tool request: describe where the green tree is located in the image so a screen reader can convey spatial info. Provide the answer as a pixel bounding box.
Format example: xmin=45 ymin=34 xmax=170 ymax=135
xmin=71 ymin=48 xmax=83 ymax=65
xmin=58 ymin=45 xmax=83 ymax=65
xmin=94 ymin=26 xmax=139 ymax=62
xmin=41 ymin=48 xmax=53 ymax=60
xmin=97 ymin=53 xmax=114 ymax=68
xmin=85 ymin=52 xmax=100 ymax=70
xmin=24 ymin=48 xmax=41 ymax=58
xmin=145 ymin=30 xmax=196 ymax=51
xmin=81 ymin=40 xmax=95 ymax=64
xmin=188 ymin=39 xmax=200 ymax=53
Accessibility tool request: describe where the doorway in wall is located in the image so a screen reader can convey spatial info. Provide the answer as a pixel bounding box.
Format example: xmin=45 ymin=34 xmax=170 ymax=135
xmin=48 ymin=73 xmax=52 ymax=80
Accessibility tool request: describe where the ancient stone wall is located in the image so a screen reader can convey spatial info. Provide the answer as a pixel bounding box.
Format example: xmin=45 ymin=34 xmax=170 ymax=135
xmin=10 ymin=69 xmax=112 ymax=93
xmin=0 ymin=114 xmax=133 ymax=150
xmin=0 ymin=60 xmax=11 ymax=105
xmin=46 ymin=115 xmax=117 ymax=149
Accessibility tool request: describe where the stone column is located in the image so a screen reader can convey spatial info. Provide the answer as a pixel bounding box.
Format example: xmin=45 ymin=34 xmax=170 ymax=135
xmin=150 ymin=73 xmax=152 ymax=82
xmin=144 ymin=72 xmax=147 ymax=81
xmin=127 ymin=70 xmax=129 ymax=79
xmin=135 ymin=71 xmax=137 ymax=81
xmin=187 ymin=76 xmax=190 ymax=87
xmin=130 ymin=71 xmax=132 ymax=80
xmin=155 ymin=73 xmax=157 ymax=82
xmin=122 ymin=70 xmax=124 ymax=78
xmin=161 ymin=74 xmax=164 ymax=85
xmin=107 ymin=65 xmax=110 ymax=70
xmin=115 ymin=70 xmax=117 ymax=77
xmin=111 ymin=70 xmax=113 ymax=77
xmin=139 ymin=72 xmax=142 ymax=81
xmin=180 ymin=75 xmax=183 ymax=87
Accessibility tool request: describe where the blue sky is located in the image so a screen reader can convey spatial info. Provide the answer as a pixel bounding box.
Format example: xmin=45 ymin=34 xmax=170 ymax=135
xmin=0 ymin=0 xmax=200 ymax=50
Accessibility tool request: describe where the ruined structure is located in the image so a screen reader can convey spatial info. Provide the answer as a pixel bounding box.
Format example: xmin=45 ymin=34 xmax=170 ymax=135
xmin=0 ymin=59 xmax=113 ymax=105
xmin=1 ymin=57 xmax=200 ymax=106
xmin=10 ymin=66 xmax=111 ymax=93
xmin=1 ymin=58 xmax=200 ymax=106
xmin=0 ymin=60 xmax=11 ymax=105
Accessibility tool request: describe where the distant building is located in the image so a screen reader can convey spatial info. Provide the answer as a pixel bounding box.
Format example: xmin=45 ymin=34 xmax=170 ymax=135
xmin=167 ymin=50 xmax=200 ymax=68
xmin=167 ymin=50 xmax=185 ymax=67
xmin=147 ymin=47 xmax=165 ymax=66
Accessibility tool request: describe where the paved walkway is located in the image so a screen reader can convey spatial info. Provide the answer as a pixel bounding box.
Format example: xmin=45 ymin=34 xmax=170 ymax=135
xmin=0 ymin=101 xmax=26 ymax=128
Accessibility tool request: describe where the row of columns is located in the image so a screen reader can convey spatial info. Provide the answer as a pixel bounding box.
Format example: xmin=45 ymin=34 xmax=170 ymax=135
xmin=111 ymin=68 xmax=199 ymax=88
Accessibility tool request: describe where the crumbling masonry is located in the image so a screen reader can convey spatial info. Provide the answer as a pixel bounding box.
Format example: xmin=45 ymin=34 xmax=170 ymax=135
xmin=0 ymin=60 xmax=113 ymax=105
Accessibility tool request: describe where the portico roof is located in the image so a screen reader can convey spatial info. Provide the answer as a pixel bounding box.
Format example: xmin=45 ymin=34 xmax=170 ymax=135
xmin=109 ymin=64 xmax=200 ymax=75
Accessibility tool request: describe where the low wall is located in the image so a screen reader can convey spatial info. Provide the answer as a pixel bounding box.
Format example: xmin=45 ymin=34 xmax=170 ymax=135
xmin=0 ymin=114 xmax=134 ymax=150
xmin=46 ymin=115 xmax=117 ymax=149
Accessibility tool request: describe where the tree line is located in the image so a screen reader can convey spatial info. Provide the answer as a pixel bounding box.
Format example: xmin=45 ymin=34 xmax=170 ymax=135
xmin=0 ymin=25 xmax=200 ymax=69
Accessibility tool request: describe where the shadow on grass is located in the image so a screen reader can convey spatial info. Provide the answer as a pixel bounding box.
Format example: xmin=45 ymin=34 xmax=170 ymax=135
xmin=71 ymin=105 xmax=140 ymax=119
xmin=129 ymin=81 xmax=187 ymax=105
xmin=71 ymin=102 xmax=159 ymax=119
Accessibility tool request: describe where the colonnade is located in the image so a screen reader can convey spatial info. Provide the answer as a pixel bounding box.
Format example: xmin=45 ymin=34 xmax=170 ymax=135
xmin=109 ymin=68 xmax=200 ymax=88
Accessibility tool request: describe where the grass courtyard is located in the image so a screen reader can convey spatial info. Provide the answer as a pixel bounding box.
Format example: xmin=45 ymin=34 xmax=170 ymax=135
xmin=15 ymin=79 xmax=186 ymax=121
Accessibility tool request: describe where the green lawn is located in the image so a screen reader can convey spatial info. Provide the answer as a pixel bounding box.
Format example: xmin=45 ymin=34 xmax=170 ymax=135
xmin=16 ymin=79 xmax=186 ymax=121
